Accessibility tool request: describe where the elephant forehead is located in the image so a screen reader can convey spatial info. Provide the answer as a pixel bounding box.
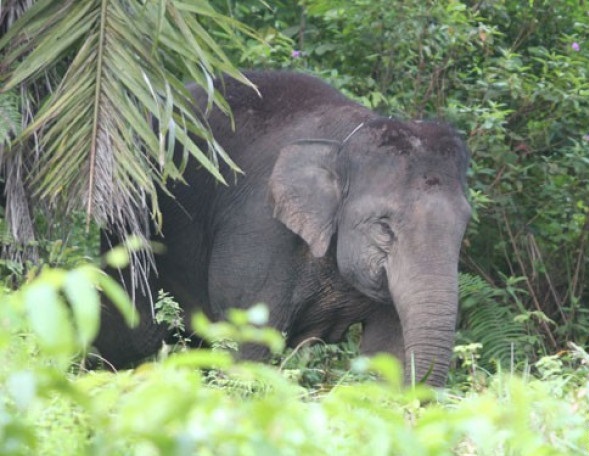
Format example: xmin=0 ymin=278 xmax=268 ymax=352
xmin=344 ymin=119 xmax=468 ymax=175
xmin=352 ymin=142 xmax=463 ymax=183
xmin=345 ymin=161 xmax=466 ymax=217
xmin=342 ymin=194 xmax=403 ymax=220
xmin=347 ymin=157 xmax=406 ymax=192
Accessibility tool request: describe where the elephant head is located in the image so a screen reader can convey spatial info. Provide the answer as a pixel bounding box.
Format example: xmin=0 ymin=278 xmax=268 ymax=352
xmin=269 ymin=118 xmax=471 ymax=386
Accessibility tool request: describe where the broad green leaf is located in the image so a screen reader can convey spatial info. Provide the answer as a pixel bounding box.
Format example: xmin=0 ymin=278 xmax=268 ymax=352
xmin=246 ymin=304 xmax=269 ymax=325
xmin=104 ymin=246 xmax=130 ymax=269
xmin=97 ymin=272 xmax=139 ymax=328
xmin=63 ymin=268 xmax=101 ymax=348
xmin=6 ymin=371 xmax=37 ymax=412
xmin=24 ymin=281 xmax=75 ymax=356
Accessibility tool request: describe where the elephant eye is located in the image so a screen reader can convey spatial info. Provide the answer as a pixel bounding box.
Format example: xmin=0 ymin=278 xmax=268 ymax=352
xmin=374 ymin=218 xmax=395 ymax=243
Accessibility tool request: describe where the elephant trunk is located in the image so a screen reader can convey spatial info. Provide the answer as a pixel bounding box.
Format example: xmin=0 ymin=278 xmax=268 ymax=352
xmin=394 ymin=272 xmax=459 ymax=387
xmin=402 ymin=311 xmax=457 ymax=386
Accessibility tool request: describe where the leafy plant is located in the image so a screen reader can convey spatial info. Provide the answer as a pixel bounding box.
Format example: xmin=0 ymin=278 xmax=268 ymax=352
xmin=279 ymin=329 xmax=363 ymax=391
xmin=0 ymin=0 xmax=254 ymax=279
xmin=0 ymin=258 xmax=588 ymax=455
xmin=457 ymin=273 xmax=538 ymax=372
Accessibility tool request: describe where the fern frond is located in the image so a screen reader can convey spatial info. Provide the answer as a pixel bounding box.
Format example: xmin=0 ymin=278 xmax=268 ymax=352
xmin=458 ymin=273 xmax=532 ymax=370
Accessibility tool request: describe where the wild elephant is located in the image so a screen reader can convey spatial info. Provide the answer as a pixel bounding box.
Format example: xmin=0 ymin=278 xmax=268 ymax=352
xmin=95 ymin=71 xmax=471 ymax=386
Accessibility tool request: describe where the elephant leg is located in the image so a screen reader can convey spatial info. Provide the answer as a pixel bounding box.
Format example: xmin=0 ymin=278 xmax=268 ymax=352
xmin=360 ymin=305 xmax=405 ymax=366
xmin=91 ymin=257 xmax=170 ymax=370
xmin=91 ymin=298 xmax=169 ymax=370
xmin=206 ymin=224 xmax=301 ymax=361
xmin=235 ymin=342 xmax=271 ymax=361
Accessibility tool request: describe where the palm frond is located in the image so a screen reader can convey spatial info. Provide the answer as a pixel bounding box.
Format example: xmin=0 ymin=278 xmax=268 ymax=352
xmin=0 ymin=0 xmax=256 ymax=287
xmin=0 ymin=89 xmax=37 ymax=263
xmin=0 ymin=91 xmax=20 ymax=147
xmin=0 ymin=0 xmax=36 ymax=37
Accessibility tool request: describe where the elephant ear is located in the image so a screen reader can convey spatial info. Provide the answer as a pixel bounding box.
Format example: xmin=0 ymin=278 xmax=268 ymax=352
xmin=269 ymin=142 xmax=341 ymax=258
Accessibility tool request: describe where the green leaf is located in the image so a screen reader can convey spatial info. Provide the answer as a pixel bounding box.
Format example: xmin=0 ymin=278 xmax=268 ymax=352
xmin=104 ymin=246 xmax=130 ymax=269
xmin=97 ymin=272 xmax=138 ymax=328
xmin=63 ymin=268 xmax=101 ymax=348
xmin=6 ymin=371 xmax=37 ymax=412
xmin=0 ymin=0 xmax=253 ymax=279
xmin=24 ymin=280 xmax=75 ymax=356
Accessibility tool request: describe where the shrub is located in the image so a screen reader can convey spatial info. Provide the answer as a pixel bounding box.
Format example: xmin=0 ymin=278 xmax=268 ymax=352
xmin=2 ymin=262 xmax=589 ymax=455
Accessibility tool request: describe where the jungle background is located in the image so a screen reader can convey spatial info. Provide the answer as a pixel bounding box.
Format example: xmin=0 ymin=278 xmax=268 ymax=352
xmin=1 ymin=1 xmax=589 ymax=454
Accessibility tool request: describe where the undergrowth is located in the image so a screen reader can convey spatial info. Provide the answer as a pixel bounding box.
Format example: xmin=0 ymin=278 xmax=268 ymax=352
xmin=1 ymin=261 xmax=588 ymax=455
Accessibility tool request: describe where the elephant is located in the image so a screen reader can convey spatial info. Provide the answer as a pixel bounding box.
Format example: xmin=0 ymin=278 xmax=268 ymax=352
xmin=94 ymin=71 xmax=471 ymax=387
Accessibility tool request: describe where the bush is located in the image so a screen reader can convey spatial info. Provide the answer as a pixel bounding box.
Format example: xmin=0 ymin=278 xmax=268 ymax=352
xmin=2 ymin=262 xmax=589 ymax=455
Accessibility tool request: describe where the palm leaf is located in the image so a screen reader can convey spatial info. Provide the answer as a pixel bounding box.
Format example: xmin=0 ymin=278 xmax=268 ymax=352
xmin=0 ymin=0 xmax=257 ymax=285
xmin=0 ymin=91 xmax=20 ymax=148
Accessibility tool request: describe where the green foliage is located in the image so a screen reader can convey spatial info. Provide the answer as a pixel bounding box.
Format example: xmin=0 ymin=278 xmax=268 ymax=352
xmin=2 ymin=262 xmax=589 ymax=455
xmin=193 ymin=304 xmax=286 ymax=356
xmin=457 ymin=273 xmax=539 ymax=371
xmin=0 ymin=0 xmax=252 ymax=271
xmin=0 ymin=210 xmax=101 ymax=289
xmin=211 ymin=0 xmax=303 ymax=68
xmin=279 ymin=326 xmax=363 ymax=391
xmin=154 ymin=289 xmax=191 ymax=355
xmin=0 ymin=90 xmax=20 ymax=147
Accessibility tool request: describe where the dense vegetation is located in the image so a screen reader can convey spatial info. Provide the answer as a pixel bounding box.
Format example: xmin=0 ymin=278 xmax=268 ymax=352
xmin=1 ymin=1 xmax=589 ymax=454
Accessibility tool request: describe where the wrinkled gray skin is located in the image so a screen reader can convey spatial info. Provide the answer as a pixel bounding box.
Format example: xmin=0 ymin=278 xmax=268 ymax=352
xmin=95 ymin=71 xmax=471 ymax=386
